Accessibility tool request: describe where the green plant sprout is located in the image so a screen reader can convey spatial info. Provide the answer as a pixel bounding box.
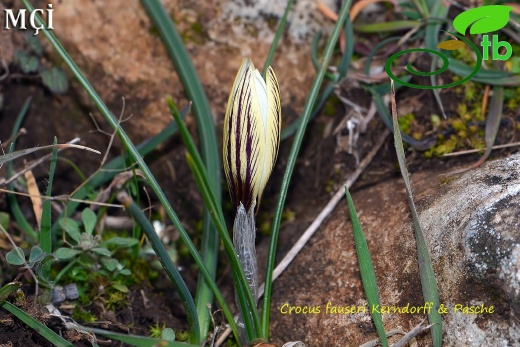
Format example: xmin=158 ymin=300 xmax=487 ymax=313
xmin=12 ymin=33 xmax=68 ymax=93
xmin=149 ymin=322 xmax=175 ymax=341
xmin=5 ymin=245 xmax=55 ymax=284
xmin=52 ymin=208 xmax=137 ymax=297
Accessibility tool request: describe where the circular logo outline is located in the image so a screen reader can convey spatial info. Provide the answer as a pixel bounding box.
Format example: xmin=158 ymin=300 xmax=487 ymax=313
xmin=385 ymin=32 xmax=483 ymax=89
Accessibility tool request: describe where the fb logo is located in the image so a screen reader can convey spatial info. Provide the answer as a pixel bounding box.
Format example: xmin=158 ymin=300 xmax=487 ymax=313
xmin=385 ymin=5 xmax=513 ymax=89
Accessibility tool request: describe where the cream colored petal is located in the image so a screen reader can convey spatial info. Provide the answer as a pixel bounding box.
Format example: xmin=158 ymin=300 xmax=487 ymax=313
xmin=223 ymin=59 xmax=281 ymax=213
xmin=223 ymin=59 xmax=262 ymax=211
xmin=255 ymin=65 xmax=281 ymax=206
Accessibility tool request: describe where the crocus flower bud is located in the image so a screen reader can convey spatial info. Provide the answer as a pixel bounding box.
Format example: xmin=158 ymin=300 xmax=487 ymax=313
xmin=223 ymin=58 xmax=281 ymax=213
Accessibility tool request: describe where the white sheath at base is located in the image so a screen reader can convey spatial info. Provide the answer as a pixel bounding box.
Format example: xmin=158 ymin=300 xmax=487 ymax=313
xmin=233 ymin=202 xmax=258 ymax=346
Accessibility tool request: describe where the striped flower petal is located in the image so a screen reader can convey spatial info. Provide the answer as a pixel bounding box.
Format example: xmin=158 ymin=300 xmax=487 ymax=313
xmin=223 ymin=59 xmax=281 ymax=212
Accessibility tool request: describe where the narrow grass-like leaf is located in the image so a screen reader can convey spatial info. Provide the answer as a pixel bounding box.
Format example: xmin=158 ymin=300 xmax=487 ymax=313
xmin=474 ymin=85 xmax=504 ymax=167
xmin=0 ymin=282 xmax=21 ymax=303
xmin=0 ymin=301 xmax=74 ymax=347
xmin=338 ymin=16 xmax=354 ymax=77
xmin=281 ymin=15 xmax=353 ymax=140
xmin=311 ymin=32 xmax=338 ymax=81
xmin=64 ymin=323 xmax=198 ymax=347
xmin=391 ymin=82 xmax=442 ymax=347
xmin=7 ymin=98 xmax=38 ymax=241
xmin=284 ymin=15 xmax=354 ymax=142
xmin=139 ymin=1 xmax=220 ymax=187
xmin=311 ymin=16 xmax=353 ymax=82
xmin=117 ymin=192 xmax=199 ymax=343
xmin=262 ymin=0 xmax=354 ymax=339
xmin=281 ymin=79 xmax=337 ymax=141
xmin=448 ymin=59 xmax=520 ymax=86
xmin=139 ymin=1 xmax=222 ymax=339
xmin=169 ymin=99 xmax=259 ymax=340
xmin=0 ymin=212 xmax=9 ymax=230
xmin=430 ymin=58 xmax=447 ymax=119
xmin=424 ymin=0 xmax=435 ymax=9
xmin=53 ymin=108 xmax=188 ymax=233
xmin=412 ymin=0 xmax=429 ymax=17
xmin=53 ymin=258 xmax=79 ymax=284
xmin=345 ymin=188 xmax=388 ymax=347
xmin=185 ymin=154 xmax=256 ymax=341
xmin=262 ymin=0 xmax=295 ymax=78
xmin=354 ymin=20 xmax=420 ymax=33
xmin=40 ymin=137 xmax=58 ymax=255
xmin=368 ymin=86 xmax=436 ymax=150
xmin=0 ymin=143 xmax=98 ymax=165
xmin=365 ymin=36 xmax=401 ymax=76
xmin=425 ymin=1 xmax=449 ymax=118
xmin=103 ymin=237 xmax=139 ymax=247
xmin=19 ymin=2 xmax=229 ymax=344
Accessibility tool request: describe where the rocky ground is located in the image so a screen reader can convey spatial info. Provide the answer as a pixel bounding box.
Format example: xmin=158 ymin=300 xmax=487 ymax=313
xmin=0 ymin=0 xmax=519 ymax=346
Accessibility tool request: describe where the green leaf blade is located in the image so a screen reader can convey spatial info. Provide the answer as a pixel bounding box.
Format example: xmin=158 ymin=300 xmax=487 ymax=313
xmin=391 ymin=82 xmax=443 ymax=347
xmin=140 ymin=2 xmax=222 ymax=341
xmin=59 ymin=218 xmax=81 ymax=244
xmin=81 ymin=208 xmax=97 ymax=235
xmin=101 ymin=258 xmax=119 ymax=272
xmin=40 ymin=137 xmax=58 ymax=255
xmin=262 ymin=0 xmax=355 ymax=339
xmin=41 ymin=67 xmax=69 ymax=94
xmin=29 ymin=246 xmax=45 ymax=264
xmin=53 ymin=247 xmax=81 ymax=260
xmin=162 ymin=328 xmax=175 ymax=341
xmin=0 ymin=282 xmax=22 ymax=303
xmin=14 ymin=51 xmax=39 ymax=73
xmin=91 ymin=247 xmax=112 ymax=257
xmin=69 ymin=324 xmax=196 ymax=347
xmin=103 ymin=237 xmax=139 ymax=248
xmin=6 ymin=247 xmax=25 ymax=266
xmin=1 ymin=301 xmax=74 ymax=347
xmin=345 ymin=188 xmax=389 ymax=347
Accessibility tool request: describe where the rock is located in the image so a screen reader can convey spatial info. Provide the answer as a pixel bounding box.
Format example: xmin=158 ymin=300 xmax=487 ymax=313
xmin=215 ymin=0 xmax=337 ymax=43
xmin=420 ymin=154 xmax=520 ymax=346
xmin=269 ymin=154 xmax=520 ymax=347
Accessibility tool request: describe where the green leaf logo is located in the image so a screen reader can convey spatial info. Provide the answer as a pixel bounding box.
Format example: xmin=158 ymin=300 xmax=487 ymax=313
xmin=453 ymin=5 xmax=512 ymax=35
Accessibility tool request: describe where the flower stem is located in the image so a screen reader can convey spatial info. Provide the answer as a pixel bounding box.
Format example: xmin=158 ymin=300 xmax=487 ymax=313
xmin=233 ymin=202 xmax=258 ymax=345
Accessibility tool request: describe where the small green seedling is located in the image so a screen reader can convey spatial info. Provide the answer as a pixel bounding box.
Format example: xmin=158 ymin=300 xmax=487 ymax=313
xmin=54 ymin=208 xmax=137 ymax=265
xmin=12 ymin=33 xmax=69 ymax=93
xmin=149 ymin=322 xmax=175 ymax=341
xmin=53 ymin=208 xmax=137 ymax=296
xmin=6 ymin=245 xmax=54 ymax=283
